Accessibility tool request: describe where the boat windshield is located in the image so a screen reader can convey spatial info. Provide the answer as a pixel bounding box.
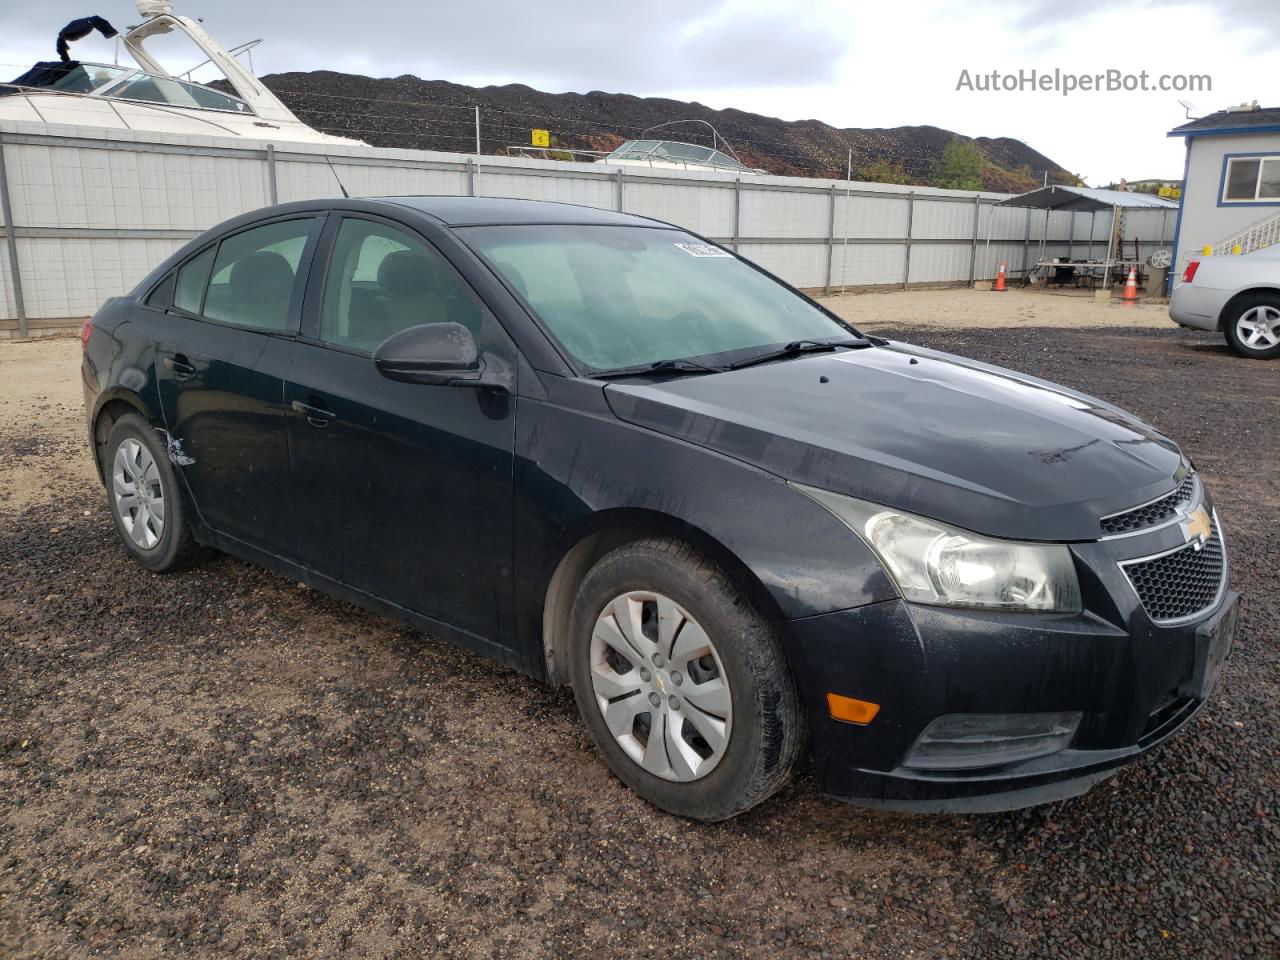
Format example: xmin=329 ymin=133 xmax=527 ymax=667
xmin=2 ymin=61 xmax=249 ymax=114
xmin=106 ymin=73 xmax=251 ymax=113
xmin=606 ymin=139 xmax=750 ymax=172
xmin=4 ymin=62 xmax=130 ymax=95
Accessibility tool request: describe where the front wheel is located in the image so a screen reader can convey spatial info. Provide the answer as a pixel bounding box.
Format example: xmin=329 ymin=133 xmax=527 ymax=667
xmin=1223 ymin=293 xmax=1280 ymax=359
xmin=103 ymin=413 xmax=205 ymax=572
xmin=567 ymin=538 xmax=805 ymax=821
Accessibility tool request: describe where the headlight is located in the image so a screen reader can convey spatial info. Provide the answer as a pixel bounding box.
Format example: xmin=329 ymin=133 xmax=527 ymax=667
xmin=793 ymin=483 xmax=1081 ymax=613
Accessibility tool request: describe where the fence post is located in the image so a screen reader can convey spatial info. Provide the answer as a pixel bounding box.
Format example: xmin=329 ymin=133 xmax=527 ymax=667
xmin=467 ymin=157 xmax=477 ymax=197
xmin=615 ymin=167 xmax=624 ymax=212
xmin=1022 ymin=208 xmax=1032 ymax=277
xmin=902 ymin=191 xmax=914 ymax=290
xmin=732 ymin=177 xmax=741 ymax=251
xmin=265 ymin=143 xmax=278 ymax=205
xmin=0 ymin=133 xmax=27 ymax=339
xmin=824 ymin=182 xmax=837 ymax=294
xmin=968 ymin=195 xmax=980 ymax=285
xmin=1041 ymin=208 xmax=1050 ymax=266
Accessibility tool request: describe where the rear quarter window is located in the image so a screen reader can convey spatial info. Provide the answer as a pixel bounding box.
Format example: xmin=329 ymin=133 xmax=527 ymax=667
xmin=174 ymin=246 xmax=215 ymax=314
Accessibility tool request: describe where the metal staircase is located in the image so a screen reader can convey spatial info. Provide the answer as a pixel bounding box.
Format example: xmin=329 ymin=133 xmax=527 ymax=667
xmin=1211 ymin=210 xmax=1280 ymax=255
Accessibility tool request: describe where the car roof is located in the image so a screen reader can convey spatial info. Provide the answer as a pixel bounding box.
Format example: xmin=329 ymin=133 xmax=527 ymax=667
xmin=374 ymin=196 xmax=668 ymax=228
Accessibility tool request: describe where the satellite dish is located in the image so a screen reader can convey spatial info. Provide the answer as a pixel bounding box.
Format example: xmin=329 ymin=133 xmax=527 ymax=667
xmin=1149 ymin=249 xmax=1172 ymax=268
xmin=1177 ymin=99 xmax=1199 ymax=119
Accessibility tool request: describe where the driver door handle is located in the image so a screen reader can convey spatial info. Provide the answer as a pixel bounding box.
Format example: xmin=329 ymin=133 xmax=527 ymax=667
xmin=163 ymin=354 xmax=196 ymax=381
xmin=291 ymin=399 xmax=337 ymax=428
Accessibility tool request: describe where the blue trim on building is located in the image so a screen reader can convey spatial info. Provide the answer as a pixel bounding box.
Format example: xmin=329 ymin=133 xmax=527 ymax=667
xmin=1168 ymin=124 xmax=1280 ymax=139
xmin=1169 ymin=137 xmax=1192 ymax=294
xmin=1215 ymin=151 xmax=1280 ymax=207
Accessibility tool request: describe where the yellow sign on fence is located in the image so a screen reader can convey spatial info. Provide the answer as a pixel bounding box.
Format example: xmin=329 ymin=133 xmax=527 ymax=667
xmin=531 ymin=129 xmax=550 ymax=148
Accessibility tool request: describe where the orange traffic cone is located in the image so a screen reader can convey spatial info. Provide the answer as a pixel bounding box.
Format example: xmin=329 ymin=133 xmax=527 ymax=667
xmin=994 ymin=262 xmax=1007 ymax=292
xmin=1122 ymin=267 xmax=1138 ymax=302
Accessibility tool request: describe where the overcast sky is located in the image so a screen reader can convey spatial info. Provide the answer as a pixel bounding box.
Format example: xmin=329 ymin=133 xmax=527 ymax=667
xmin=2 ymin=1 xmax=1275 ymax=183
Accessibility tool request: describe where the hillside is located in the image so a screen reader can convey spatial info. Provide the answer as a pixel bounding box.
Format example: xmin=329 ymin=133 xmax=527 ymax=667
xmin=255 ymin=70 xmax=1075 ymax=192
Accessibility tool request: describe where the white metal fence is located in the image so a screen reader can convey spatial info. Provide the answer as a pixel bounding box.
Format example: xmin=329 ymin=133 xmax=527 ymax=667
xmin=0 ymin=120 xmax=1177 ymax=336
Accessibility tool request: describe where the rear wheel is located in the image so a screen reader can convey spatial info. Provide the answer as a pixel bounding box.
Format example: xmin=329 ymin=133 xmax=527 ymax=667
xmin=103 ymin=413 xmax=205 ymax=572
xmin=1223 ymin=293 xmax=1280 ymax=359
xmin=567 ymin=538 xmax=804 ymax=821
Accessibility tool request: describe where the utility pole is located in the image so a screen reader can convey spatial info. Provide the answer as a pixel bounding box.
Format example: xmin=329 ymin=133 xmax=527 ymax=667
xmin=474 ymin=106 xmax=481 ymax=156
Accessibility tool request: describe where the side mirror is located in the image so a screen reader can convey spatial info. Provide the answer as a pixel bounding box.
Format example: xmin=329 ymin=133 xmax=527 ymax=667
xmin=373 ymin=322 xmax=488 ymax=387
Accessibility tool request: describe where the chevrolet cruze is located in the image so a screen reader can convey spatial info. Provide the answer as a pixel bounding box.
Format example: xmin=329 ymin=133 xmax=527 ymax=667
xmin=82 ymin=197 xmax=1239 ymax=820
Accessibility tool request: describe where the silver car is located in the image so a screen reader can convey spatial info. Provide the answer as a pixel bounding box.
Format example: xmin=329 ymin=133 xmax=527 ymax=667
xmin=1170 ymin=248 xmax=1280 ymax=359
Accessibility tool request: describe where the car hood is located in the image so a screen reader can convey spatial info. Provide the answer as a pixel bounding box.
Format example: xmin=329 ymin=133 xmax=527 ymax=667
xmin=603 ymin=342 xmax=1184 ymax=541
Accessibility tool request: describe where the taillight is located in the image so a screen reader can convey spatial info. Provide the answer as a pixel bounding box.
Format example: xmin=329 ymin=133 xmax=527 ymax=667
xmin=1182 ymin=260 xmax=1200 ymax=284
xmin=81 ymin=319 xmax=94 ymax=350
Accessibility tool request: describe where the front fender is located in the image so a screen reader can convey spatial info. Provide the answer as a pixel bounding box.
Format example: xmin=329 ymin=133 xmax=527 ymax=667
xmin=513 ymin=377 xmax=896 ymax=662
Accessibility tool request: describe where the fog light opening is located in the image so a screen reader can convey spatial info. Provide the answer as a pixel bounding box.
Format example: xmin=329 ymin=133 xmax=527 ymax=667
xmin=903 ymin=711 xmax=1082 ymax=771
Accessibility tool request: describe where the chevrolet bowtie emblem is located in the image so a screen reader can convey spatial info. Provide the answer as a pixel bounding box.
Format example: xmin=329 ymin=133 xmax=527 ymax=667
xmin=1181 ymin=507 xmax=1212 ymax=547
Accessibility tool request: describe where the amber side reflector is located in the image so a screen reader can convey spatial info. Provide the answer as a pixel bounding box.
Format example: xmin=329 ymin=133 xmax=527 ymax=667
xmin=827 ymin=693 xmax=880 ymax=725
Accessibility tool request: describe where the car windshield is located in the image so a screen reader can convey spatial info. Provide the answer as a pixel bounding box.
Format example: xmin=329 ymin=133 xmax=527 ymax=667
xmin=460 ymin=224 xmax=853 ymax=371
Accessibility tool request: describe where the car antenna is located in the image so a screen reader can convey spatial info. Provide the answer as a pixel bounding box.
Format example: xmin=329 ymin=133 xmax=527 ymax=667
xmin=323 ymin=155 xmax=350 ymax=198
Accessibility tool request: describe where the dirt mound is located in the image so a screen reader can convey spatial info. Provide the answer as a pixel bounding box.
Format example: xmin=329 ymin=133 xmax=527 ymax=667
xmin=249 ymin=70 xmax=1073 ymax=190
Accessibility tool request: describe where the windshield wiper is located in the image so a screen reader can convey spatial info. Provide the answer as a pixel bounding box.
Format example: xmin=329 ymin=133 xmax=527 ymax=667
xmin=592 ymin=357 xmax=727 ymax=379
xmin=726 ymin=338 xmax=870 ymax=371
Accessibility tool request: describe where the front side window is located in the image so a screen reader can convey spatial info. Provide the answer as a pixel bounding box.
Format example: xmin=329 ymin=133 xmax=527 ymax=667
xmin=461 ymin=224 xmax=851 ymax=371
xmin=1222 ymin=156 xmax=1280 ymax=203
xmin=319 ymin=218 xmax=484 ymax=353
xmin=202 ymin=219 xmax=317 ymax=331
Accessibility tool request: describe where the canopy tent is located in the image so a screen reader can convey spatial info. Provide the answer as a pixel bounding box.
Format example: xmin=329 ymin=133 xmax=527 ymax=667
xmin=997 ymin=184 xmax=1179 ymax=212
xmin=987 ymin=186 xmax=1179 ymax=289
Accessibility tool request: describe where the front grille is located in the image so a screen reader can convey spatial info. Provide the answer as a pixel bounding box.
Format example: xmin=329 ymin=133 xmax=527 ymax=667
xmin=1122 ymin=524 xmax=1225 ymax=624
xmin=1101 ymin=472 xmax=1197 ymax=535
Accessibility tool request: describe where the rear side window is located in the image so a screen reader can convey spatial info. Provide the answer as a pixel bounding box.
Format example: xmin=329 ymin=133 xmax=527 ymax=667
xmin=202 ymin=219 xmax=318 ymax=332
xmin=174 ymin=246 xmax=215 ymax=314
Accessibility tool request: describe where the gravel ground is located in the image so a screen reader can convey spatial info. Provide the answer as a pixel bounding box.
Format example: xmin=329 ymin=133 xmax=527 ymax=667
xmin=1 ymin=316 xmax=1276 ymax=959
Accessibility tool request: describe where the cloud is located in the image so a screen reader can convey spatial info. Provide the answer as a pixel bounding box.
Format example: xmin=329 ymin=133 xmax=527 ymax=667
xmin=0 ymin=0 xmax=843 ymax=92
xmin=1001 ymin=0 xmax=1278 ymax=48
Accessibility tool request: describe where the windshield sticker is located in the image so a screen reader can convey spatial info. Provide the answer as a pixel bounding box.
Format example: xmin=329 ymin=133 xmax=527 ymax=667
xmin=674 ymin=242 xmax=732 ymax=258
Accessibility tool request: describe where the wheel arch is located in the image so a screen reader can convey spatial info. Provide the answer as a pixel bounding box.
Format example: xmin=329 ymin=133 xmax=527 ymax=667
xmin=539 ymin=508 xmax=788 ymax=687
xmin=1219 ymin=285 xmax=1280 ymax=330
xmin=90 ymin=390 xmax=157 ymax=482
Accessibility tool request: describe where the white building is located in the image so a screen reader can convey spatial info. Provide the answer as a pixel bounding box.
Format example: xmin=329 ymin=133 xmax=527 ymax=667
xmin=1168 ymin=104 xmax=1280 ymax=283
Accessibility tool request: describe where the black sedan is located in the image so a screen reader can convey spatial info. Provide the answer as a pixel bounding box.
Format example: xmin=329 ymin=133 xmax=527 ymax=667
xmin=82 ymin=197 xmax=1238 ymax=821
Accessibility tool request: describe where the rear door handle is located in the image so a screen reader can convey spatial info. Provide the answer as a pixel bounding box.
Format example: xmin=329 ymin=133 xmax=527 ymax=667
xmin=163 ymin=354 xmax=196 ymax=381
xmin=291 ymin=399 xmax=337 ymax=428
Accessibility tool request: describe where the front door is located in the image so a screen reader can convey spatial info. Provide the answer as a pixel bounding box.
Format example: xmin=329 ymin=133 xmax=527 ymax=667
xmin=284 ymin=215 xmax=517 ymax=644
xmin=155 ymin=216 xmax=321 ymax=553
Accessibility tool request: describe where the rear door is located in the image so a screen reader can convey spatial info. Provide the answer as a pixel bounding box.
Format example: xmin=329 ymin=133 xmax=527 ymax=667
xmin=283 ymin=214 xmax=517 ymax=642
xmin=154 ymin=215 xmax=322 ymax=554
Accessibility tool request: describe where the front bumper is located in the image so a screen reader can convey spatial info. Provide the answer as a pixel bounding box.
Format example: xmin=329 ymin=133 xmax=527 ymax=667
xmin=787 ymin=523 xmax=1238 ymax=813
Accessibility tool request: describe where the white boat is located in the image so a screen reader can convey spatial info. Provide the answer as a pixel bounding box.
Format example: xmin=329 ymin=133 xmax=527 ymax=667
xmin=599 ymin=121 xmax=765 ymax=175
xmin=506 ymin=120 xmax=766 ymax=175
xmin=0 ymin=1 xmax=362 ymax=145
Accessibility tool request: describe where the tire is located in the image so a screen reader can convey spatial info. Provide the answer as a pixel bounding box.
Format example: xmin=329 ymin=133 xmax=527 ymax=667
xmin=103 ymin=413 xmax=205 ymax=572
xmin=567 ymin=538 xmax=804 ymax=821
xmin=1223 ymin=293 xmax=1280 ymax=359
